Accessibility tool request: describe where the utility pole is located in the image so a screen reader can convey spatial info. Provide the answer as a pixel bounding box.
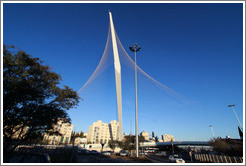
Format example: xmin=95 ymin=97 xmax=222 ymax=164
xmin=129 ymin=43 xmax=141 ymax=158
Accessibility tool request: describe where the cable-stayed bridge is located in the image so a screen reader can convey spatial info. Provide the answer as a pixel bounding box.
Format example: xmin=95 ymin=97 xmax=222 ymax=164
xmin=142 ymin=141 xmax=210 ymax=147
xmin=77 ymin=12 xmax=189 ymax=142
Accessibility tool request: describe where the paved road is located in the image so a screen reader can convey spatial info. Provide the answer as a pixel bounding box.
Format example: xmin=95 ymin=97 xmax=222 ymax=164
xmin=77 ymin=153 xmax=193 ymax=163
xmin=146 ymin=154 xmax=194 ymax=163
xmin=146 ymin=154 xmax=170 ymax=163
xmin=77 ymin=154 xmax=129 ymax=163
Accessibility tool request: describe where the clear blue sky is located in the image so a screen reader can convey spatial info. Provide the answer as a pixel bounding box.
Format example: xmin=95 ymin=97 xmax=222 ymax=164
xmin=3 ymin=3 xmax=244 ymax=141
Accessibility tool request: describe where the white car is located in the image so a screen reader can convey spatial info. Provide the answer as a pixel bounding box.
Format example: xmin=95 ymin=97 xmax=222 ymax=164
xmin=119 ymin=150 xmax=128 ymax=156
xmin=169 ymin=154 xmax=185 ymax=163
xmin=102 ymin=151 xmax=112 ymax=156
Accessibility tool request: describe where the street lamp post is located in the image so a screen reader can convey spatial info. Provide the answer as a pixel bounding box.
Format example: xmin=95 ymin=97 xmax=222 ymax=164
xmin=100 ymin=140 xmax=106 ymax=156
xmin=209 ymin=125 xmax=215 ymax=137
xmin=171 ymin=141 xmax=174 ymax=154
xmin=228 ymin=105 xmax=243 ymax=129
xmin=129 ymin=43 xmax=141 ymax=158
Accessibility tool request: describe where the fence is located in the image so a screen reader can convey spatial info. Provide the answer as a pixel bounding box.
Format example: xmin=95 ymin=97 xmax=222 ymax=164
xmin=194 ymin=153 xmax=243 ymax=163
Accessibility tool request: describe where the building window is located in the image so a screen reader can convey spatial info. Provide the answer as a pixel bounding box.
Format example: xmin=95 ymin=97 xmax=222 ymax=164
xmin=65 ymin=137 xmax=69 ymax=144
xmin=60 ymin=137 xmax=64 ymax=143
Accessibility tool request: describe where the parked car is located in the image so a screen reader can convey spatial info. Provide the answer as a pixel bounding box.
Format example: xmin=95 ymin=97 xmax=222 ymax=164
xmin=155 ymin=151 xmax=167 ymax=156
xmin=78 ymin=149 xmax=90 ymax=155
xmin=102 ymin=151 xmax=113 ymax=156
xmin=90 ymin=150 xmax=100 ymax=155
xmin=119 ymin=150 xmax=128 ymax=156
xmin=169 ymin=154 xmax=185 ymax=163
xmin=139 ymin=152 xmax=148 ymax=156
xmin=4 ymin=152 xmax=50 ymax=163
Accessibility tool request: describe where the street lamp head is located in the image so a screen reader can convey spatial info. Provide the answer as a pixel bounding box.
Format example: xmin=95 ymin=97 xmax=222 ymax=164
xmin=228 ymin=104 xmax=235 ymax=107
xmin=209 ymin=125 xmax=213 ymax=128
xmin=129 ymin=43 xmax=141 ymax=52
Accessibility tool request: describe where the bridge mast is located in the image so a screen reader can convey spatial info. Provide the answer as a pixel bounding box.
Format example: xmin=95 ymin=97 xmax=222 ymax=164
xmin=109 ymin=11 xmax=123 ymax=141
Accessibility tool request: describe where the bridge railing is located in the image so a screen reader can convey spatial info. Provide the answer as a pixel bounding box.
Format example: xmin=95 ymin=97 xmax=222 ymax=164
xmin=194 ymin=153 xmax=243 ymax=163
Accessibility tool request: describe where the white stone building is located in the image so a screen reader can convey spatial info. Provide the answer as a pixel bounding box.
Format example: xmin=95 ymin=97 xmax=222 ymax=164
xmin=43 ymin=119 xmax=73 ymax=145
xmin=74 ymin=137 xmax=87 ymax=145
xmin=161 ymin=134 xmax=175 ymax=142
xmin=140 ymin=131 xmax=149 ymax=141
xmin=87 ymin=120 xmax=119 ymax=144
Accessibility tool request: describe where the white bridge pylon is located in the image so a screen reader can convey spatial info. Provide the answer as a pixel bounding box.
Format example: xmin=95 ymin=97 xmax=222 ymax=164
xmin=109 ymin=11 xmax=123 ymax=141
xmin=77 ymin=12 xmax=186 ymax=143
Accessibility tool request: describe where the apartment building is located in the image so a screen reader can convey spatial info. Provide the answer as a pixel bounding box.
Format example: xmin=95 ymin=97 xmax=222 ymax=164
xmin=43 ymin=119 xmax=73 ymax=145
xmin=87 ymin=120 xmax=119 ymax=144
xmin=162 ymin=134 xmax=175 ymax=142
xmin=7 ymin=125 xmax=29 ymax=140
xmin=140 ymin=131 xmax=150 ymax=141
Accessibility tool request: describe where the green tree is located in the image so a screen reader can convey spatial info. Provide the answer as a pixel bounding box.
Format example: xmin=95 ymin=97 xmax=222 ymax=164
xmin=209 ymin=137 xmax=243 ymax=157
xmin=118 ymin=135 xmax=145 ymax=154
xmin=118 ymin=135 xmax=135 ymax=153
xmin=79 ymin=131 xmax=85 ymax=138
xmin=210 ymin=137 xmax=229 ymax=154
xmin=108 ymin=140 xmax=117 ymax=153
xmin=152 ymin=131 xmax=155 ymax=138
xmin=154 ymin=136 xmax=159 ymax=142
xmin=3 ymin=45 xmax=80 ymax=152
xmin=70 ymin=131 xmax=76 ymax=145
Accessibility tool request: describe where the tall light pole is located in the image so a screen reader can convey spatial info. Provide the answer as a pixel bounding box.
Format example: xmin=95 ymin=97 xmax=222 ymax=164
xmin=228 ymin=105 xmax=243 ymax=129
xmin=129 ymin=43 xmax=141 ymax=158
xmin=209 ymin=125 xmax=215 ymax=137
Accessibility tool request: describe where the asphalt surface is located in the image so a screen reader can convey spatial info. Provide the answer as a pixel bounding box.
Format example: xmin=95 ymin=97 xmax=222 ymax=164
xmin=146 ymin=154 xmax=170 ymax=163
xmin=77 ymin=154 xmax=130 ymax=163
xmin=77 ymin=153 xmax=174 ymax=163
